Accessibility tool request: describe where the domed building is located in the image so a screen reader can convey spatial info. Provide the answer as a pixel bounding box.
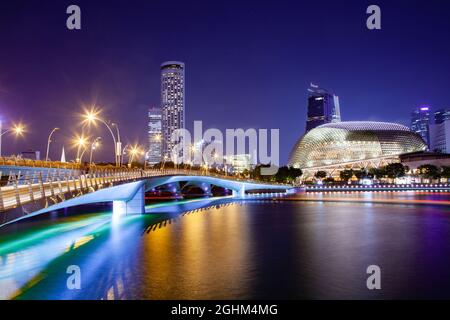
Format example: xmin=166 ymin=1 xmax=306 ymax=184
xmin=288 ymin=121 xmax=427 ymax=177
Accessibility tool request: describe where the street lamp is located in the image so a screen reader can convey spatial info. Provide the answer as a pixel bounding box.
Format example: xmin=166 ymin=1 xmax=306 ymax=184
xmin=79 ymin=147 xmax=88 ymax=164
xmin=112 ymin=123 xmax=122 ymax=166
xmin=83 ymin=108 xmax=121 ymax=167
xmin=0 ymin=123 xmax=25 ymax=157
xmin=89 ymin=136 xmax=102 ymax=165
xmin=128 ymin=145 xmax=144 ymax=167
xmin=162 ymin=155 xmax=169 ymax=170
xmin=45 ymin=127 xmax=59 ymax=162
xmin=74 ymin=135 xmax=88 ymax=163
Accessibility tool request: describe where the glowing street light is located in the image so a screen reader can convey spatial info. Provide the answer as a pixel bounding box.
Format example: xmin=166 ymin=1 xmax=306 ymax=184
xmin=128 ymin=144 xmax=144 ymax=167
xmin=82 ymin=108 xmax=121 ymax=167
xmin=89 ymin=136 xmax=102 ymax=165
xmin=0 ymin=123 xmax=26 ymax=157
xmin=73 ymin=135 xmax=88 ymax=163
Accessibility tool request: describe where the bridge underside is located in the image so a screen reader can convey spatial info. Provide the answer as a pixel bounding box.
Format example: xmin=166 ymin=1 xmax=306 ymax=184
xmin=0 ymin=175 xmax=290 ymax=227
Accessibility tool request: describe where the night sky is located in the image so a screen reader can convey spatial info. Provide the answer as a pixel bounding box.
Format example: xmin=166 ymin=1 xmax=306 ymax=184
xmin=1 ymin=0 xmax=450 ymax=164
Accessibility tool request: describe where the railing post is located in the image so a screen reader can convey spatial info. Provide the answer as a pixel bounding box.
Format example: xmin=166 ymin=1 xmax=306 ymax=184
xmin=13 ymin=175 xmax=21 ymax=207
xmin=86 ymin=173 xmax=91 ymax=188
xmin=0 ymin=184 xmax=5 ymax=212
xmin=79 ymin=174 xmax=84 ymax=190
xmin=72 ymin=175 xmax=77 ymax=191
xmin=66 ymin=174 xmax=71 ymax=193
xmin=27 ymin=174 xmax=34 ymax=202
xmin=57 ymin=176 xmax=63 ymax=195
xmin=49 ymin=173 xmax=55 ymax=197
xmin=38 ymin=172 xmax=45 ymax=199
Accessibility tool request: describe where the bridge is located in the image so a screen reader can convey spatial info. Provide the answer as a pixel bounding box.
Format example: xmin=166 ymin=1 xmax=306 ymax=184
xmin=0 ymin=158 xmax=293 ymax=227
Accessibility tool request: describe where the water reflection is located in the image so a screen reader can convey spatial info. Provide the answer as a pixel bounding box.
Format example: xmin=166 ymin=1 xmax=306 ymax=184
xmin=1 ymin=194 xmax=450 ymax=299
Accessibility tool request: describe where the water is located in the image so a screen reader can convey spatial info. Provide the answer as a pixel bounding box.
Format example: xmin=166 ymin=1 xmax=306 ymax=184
xmin=2 ymin=193 xmax=450 ymax=300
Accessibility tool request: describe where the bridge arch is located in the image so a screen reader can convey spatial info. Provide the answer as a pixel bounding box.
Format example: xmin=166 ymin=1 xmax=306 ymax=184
xmin=0 ymin=175 xmax=290 ymax=227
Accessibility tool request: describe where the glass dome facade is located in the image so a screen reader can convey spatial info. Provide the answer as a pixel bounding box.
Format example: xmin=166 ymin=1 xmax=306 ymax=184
xmin=288 ymin=121 xmax=427 ymax=169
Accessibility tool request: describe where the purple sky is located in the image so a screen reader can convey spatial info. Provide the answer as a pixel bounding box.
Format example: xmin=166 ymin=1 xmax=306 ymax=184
xmin=1 ymin=0 xmax=450 ymax=164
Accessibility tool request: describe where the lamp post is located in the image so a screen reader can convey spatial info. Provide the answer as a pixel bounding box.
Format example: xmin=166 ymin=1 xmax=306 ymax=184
xmin=45 ymin=127 xmax=59 ymax=162
xmin=89 ymin=137 xmax=102 ymax=165
xmin=83 ymin=110 xmax=120 ymax=167
xmin=121 ymin=143 xmax=130 ymax=166
xmin=75 ymin=136 xmax=88 ymax=163
xmin=162 ymin=155 xmax=168 ymax=170
xmin=128 ymin=145 xmax=143 ymax=167
xmin=112 ymin=123 xmax=122 ymax=167
xmin=0 ymin=123 xmax=25 ymax=157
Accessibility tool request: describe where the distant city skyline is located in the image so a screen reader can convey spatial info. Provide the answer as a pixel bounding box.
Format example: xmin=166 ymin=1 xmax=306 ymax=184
xmin=1 ymin=0 xmax=450 ymax=164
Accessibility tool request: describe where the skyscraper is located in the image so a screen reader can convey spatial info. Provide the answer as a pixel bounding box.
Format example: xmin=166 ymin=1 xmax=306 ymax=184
xmin=305 ymin=83 xmax=341 ymax=133
xmin=147 ymin=107 xmax=162 ymax=165
xmin=429 ymin=120 xmax=450 ymax=153
xmin=434 ymin=108 xmax=450 ymax=124
xmin=161 ymin=61 xmax=185 ymax=159
xmin=430 ymin=108 xmax=450 ymax=153
xmin=411 ymin=105 xmax=430 ymax=148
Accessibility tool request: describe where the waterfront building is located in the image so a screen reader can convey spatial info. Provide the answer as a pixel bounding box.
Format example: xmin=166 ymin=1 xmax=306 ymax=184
xmin=411 ymin=105 xmax=430 ymax=148
xmin=305 ymin=83 xmax=341 ymax=133
xmin=224 ymin=154 xmax=253 ymax=173
xmin=147 ymin=107 xmax=162 ymax=165
xmin=400 ymin=151 xmax=450 ymax=170
xmin=429 ymin=119 xmax=450 ymax=153
xmin=288 ymin=121 xmax=427 ymax=178
xmin=161 ymin=61 xmax=185 ymax=159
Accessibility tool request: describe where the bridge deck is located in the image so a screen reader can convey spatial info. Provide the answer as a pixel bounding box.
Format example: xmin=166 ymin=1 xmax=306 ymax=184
xmin=0 ymin=167 xmax=291 ymax=225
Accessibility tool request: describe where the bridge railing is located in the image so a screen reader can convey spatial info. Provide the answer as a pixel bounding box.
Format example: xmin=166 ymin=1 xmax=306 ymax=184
xmin=0 ymin=167 xmax=290 ymax=222
xmin=0 ymin=156 xmax=83 ymax=170
xmin=0 ymin=168 xmax=151 ymax=216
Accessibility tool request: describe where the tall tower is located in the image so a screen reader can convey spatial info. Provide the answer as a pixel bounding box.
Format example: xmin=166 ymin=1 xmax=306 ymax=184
xmin=161 ymin=61 xmax=185 ymax=159
xmin=434 ymin=108 xmax=450 ymax=124
xmin=411 ymin=105 xmax=430 ymax=148
xmin=305 ymin=83 xmax=341 ymax=133
xmin=147 ymin=107 xmax=162 ymax=165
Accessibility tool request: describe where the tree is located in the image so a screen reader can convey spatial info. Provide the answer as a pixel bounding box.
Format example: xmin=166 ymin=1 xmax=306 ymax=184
xmin=274 ymin=166 xmax=303 ymax=183
xmin=354 ymin=169 xmax=369 ymax=180
xmin=323 ymin=177 xmax=335 ymax=184
xmin=250 ymin=164 xmax=272 ymax=182
xmin=314 ymin=171 xmax=327 ymax=180
xmin=441 ymin=166 xmax=450 ymax=179
xmin=339 ymin=169 xmax=354 ymax=182
xmin=384 ymin=163 xmax=406 ymax=179
xmin=369 ymin=167 xmax=385 ymax=179
xmin=417 ymin=164 xmax=441 ymax=180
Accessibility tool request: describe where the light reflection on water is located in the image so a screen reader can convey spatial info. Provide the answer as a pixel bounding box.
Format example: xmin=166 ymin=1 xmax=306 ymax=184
xmin=1 ymin=193 xmax=450 ymax=299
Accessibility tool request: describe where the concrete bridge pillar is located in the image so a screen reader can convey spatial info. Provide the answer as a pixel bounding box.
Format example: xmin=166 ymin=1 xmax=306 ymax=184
xmin=232 ymin=185 xmax=246 ymax=198
xmin=113 ymin=184 xmax=145 ymax=216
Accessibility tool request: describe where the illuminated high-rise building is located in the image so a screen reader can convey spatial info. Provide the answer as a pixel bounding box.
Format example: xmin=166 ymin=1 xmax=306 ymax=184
xmin=147 ymin=107 xmax=162 ymax=165
xmin=434 ymin=108 xmax=450 ymax=124
xmin=430 ymin=108 xmax=450 ymax=153
xmin=161 ymin=61 xmax=185 ymax=159
xmin=305 ymin=83 xmax=341 ymax=133
xmin=411 ymin=105 xmax=430 ymax=148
